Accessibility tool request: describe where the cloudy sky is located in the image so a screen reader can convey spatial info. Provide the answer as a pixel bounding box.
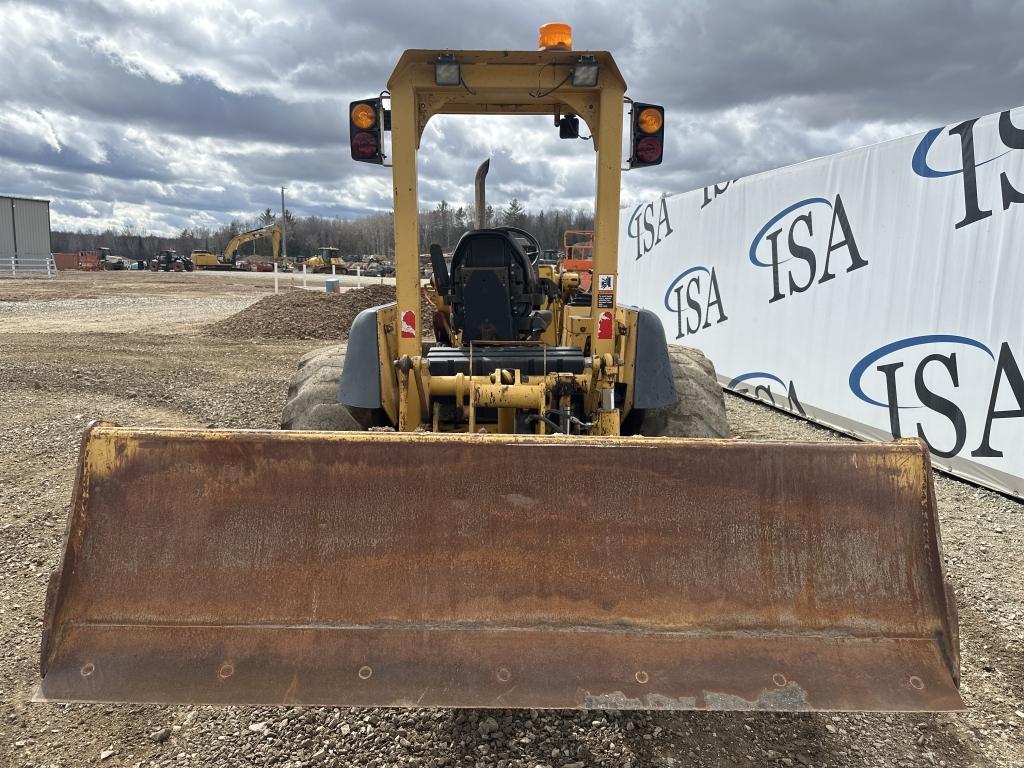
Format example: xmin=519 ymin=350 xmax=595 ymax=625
xmin=1 ymin=0 xmax=1022 ymax=235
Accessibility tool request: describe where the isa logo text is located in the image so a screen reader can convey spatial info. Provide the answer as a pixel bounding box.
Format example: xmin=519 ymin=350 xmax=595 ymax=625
xmin=912 ymin=109 xmax=1024 ymax=230
xmin=728 ymin=372 xmax=805 ymax=416
xmin=627 ymin=197 xmax=674 ymax=261
xmin=663 ymin=265 xmax=727 ymax=339
xmin=850 ymin=335 xmax=1023 ymax=459
xmin=748 ymin=195 xmax=867 ymax=304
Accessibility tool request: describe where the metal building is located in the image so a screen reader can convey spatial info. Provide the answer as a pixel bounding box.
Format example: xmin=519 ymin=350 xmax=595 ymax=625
xmin=1 ymin=195 xmax=53 ymax=276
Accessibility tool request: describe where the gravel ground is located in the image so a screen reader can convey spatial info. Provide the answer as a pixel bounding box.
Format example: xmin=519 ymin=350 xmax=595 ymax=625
xmin=0 ymin=271 xmax=394 ymax=303
xmin=0 ymin=296 xmax=259 ymax=334
xmin=0 ymin=272 xmax=268 ymax=334
xmin=1 ymin=274 xmax=1021 ymax=767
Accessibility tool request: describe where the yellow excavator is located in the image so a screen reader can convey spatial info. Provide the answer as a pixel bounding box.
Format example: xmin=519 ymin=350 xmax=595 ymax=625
xmin=304 ymin=246 xmax=350 ymax=273
xmin=189 ymin=248 xmax=236 ymax=271
xmin=37 ymin=25 xmax=962 ymax=712
xmin=212 ymin=222 xmax=292 ymax=271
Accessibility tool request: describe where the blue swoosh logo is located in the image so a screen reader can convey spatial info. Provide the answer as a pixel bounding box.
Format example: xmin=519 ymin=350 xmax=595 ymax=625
xmin=849 ymin=334 xmax=994 ymax=408
xmin=748 ymin=198 xmax=832 ymax=267
xmin=663 ymin=266 xmax=710 ymax=312
xmin=911 ymin=127 xmax=1011 ymax=178
xmin=727 ymin=371 xmax=787 ymax=390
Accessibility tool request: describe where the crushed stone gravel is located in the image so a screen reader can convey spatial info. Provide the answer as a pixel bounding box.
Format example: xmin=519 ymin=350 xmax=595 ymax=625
xmin=0 ymin=274 xmax=1021 ymax=768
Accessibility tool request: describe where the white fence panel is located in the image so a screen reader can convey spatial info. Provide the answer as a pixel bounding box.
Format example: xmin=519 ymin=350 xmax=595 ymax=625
xmin=619 ymin=106 xmax=1024 ymax=498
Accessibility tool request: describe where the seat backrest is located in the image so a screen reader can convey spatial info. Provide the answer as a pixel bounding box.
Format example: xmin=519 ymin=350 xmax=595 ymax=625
xmin=449 ymin=230 xmax=538 ymax=342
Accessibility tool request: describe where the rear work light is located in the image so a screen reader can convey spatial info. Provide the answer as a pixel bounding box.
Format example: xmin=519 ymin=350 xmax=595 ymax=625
xmin=434 ymin=53 xmax=461 ymax=86
xmin=571 ymin=56 xmax=599 ymax=88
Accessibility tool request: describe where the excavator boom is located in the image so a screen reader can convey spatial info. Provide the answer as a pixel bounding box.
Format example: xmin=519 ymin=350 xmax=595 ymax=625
xmin=38 ymin=424 xmax=961 ymax=710
xmin=223 ymin=223 xmax=283 ymax=265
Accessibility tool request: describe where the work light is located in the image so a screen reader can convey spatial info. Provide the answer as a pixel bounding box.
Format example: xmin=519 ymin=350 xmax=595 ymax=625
xmin=571 ymin=56 xmax=599 ymax=88
xmin=434 ymin=53 xmax=461 ymax=86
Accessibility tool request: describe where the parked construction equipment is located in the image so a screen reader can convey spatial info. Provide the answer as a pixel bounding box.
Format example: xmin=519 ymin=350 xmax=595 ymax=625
xmin=38 ymin=27 xmax=961 ymax=713
xmin=97 ymin=247 xmax=130 ymax=270
xmin=190 ymin=248 xmax=238 ymax=271
xmin=148 ymin=249 xmax=193 ymax=272
xmin=222 ymin=223 xmax=291 ymax=271
xmin=52 ymin=251 xmax=102 ymax=271
xmin=561 ymin=229 xmax=594 ymax=290
xmin=305 ymin=246 xmax=349 ymax=273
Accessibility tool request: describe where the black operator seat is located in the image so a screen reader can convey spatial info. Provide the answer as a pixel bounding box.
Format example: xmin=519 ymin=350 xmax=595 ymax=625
xmin=445 ymin=229 xmax=546 ymax=342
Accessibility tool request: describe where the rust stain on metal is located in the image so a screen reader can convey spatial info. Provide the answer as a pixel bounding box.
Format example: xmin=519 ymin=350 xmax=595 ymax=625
xmin=37 ymin=425 xmax=963 ymax=711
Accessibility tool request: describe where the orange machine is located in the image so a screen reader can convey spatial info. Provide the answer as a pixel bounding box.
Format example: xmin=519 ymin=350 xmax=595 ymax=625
xmin=561 ymin=229 xmax=593 ymax=290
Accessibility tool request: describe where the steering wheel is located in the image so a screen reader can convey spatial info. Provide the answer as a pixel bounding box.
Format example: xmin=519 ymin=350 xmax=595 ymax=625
xmin=496 ymin=226 xmax=542 ymax=265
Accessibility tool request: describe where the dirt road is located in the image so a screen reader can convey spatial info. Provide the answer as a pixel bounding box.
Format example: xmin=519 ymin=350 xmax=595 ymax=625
xmin=1 ymin=273 xmax=1021 ymax=767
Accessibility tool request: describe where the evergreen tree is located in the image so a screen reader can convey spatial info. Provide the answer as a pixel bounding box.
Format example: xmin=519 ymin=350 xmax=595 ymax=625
xmin=501 ymin=198 xmax=527 ymax=228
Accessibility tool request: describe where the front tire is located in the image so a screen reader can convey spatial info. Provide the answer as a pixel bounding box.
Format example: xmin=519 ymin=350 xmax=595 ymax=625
xmin=281 ymin=346 xmax=363 ymax=431
xmin=627 ymin=345 xmax=731 ymax=439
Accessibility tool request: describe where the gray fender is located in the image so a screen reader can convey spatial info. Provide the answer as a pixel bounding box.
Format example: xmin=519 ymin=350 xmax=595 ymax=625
xmin=338 ymin=303 xmax=394 ymax=409
xmin=632 ymin=308 xmax=677 ymax=409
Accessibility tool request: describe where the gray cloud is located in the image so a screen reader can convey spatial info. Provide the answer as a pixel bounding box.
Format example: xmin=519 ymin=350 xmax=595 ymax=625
xmin=1 ymin=0 xmax=1022 ymax=235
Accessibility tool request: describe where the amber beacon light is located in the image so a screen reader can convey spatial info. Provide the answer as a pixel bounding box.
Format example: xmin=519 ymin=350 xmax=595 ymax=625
xmin=539 ymin=23 xmax=573 ymax=51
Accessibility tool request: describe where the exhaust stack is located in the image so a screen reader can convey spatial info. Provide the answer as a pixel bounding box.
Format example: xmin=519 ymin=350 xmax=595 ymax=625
xmin=474 ymin=159 xmax=490 ymax=229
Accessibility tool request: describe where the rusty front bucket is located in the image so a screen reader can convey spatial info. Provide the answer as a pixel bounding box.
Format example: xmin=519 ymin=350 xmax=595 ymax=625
xmin=37 ymin=423 xmax=963 ymax=710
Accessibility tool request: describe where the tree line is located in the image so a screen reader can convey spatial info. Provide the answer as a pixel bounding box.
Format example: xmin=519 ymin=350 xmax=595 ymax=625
xmin=50 ymin=199 xmax=595 ymax=262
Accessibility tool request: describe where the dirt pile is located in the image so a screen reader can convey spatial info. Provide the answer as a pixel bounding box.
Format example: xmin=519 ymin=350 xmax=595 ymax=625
xmin=208 ymin=285 xmax=408 ymax=340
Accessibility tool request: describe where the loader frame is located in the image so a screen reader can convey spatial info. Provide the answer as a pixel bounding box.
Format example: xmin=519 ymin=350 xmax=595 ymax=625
xmin=377 ymin=50 xmax=634 ymax=433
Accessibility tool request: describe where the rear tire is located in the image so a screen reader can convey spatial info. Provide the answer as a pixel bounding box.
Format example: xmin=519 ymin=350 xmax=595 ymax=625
xmin=628 ymin=345 xmax=731 ymax=439
xmin=281 ymin=346 xmax=364 ymax=431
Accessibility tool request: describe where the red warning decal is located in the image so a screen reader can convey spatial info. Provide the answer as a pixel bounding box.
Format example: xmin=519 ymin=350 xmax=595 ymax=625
xmin=401 ymin=310 xmax=416 ymax=338
xmin=597 ymin=310 xmax=613 ymax=340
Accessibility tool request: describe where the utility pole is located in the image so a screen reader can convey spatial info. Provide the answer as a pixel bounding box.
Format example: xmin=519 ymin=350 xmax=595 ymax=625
xmin=280 ymin=186 xmax=288 ymax=263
